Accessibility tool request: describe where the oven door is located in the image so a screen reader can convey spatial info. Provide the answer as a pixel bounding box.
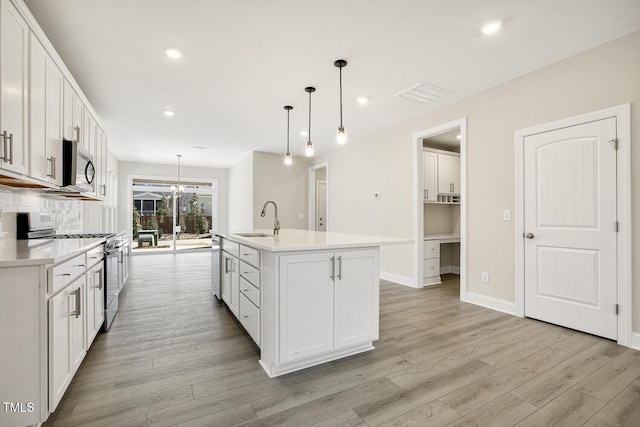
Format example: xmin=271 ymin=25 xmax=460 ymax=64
xmin=103 ymin=246 xmax=121 ymax=331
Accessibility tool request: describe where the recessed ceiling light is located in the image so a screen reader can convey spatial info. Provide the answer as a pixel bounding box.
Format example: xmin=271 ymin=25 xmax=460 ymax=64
xmin=300 ymin=131 xmax=308 ymax=137
xmin=481 ymin=20 xmax=502 ymax=34
xmin=163 ymin=110 xmax=175 ymax=117
xmin=164 ymin=47 xmax=182 ymax=59
xmin=357 ymin=97 xmax=369 ymax=105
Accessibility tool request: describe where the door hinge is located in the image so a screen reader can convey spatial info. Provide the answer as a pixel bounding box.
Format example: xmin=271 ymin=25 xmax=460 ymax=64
xmin=615 ymin=221 xmax=619 ymax=232
xmin=615 ymin=304 xmax=619 ymax=315
xmin=609 ymin=138 xmax=619 ymax=150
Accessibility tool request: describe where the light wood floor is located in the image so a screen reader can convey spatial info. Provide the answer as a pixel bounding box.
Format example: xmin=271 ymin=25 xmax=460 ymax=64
xmin=44 ymin=252 xmax=640 ymax=426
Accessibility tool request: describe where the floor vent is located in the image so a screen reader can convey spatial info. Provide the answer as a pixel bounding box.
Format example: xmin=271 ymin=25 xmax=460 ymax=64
xmin=395 ymin=82 xmax=452 ymax=104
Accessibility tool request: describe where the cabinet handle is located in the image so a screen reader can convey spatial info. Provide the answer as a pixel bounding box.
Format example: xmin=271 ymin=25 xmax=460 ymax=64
xmin=101 ymin=184 xmax=106 ymax=196
xmin=242 ymin=289 xmax=251 ymax=292
xmin=47 ymin=156 xmax=56 ymax=178
xmin=96 ymin=271 xmax=103 ymax=290
xmin=224 ymin=258 xmax=229 ymax=274
xmin=76 ymin=264 xmax=86 ymax=268
xmin=337 ymin=256 xmax=342 ymax=281
xmin=60 ymin=273 xmax=72 ymax=277
xmin=242 ymin=315 xmax=249 ymax=319
xmin=0 ymin=131 xmax=6 ymax=161
xmin=74 ymin=126 xmax=81 ymax=144
xmin=70 ymin=287 xmax=81 ymax=318
xmin=7 ymin=133 xmax=13 ymax=164
xmin=426 ymin=189 xmax=428 ymax=199
xmin=330 ymin=256 xmax=335 ymax=280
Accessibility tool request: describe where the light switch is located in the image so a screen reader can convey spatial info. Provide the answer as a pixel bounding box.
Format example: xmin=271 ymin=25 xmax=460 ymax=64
xmin=503 ymin=209 xmax=512 ymax=221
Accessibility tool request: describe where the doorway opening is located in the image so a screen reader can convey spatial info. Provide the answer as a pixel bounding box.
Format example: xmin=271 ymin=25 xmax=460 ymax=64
xmin=413 ymin=118 xmax=467 ymax=295
xmin=308 ymin=163 xmax=328 ymax=231
xmin=130 ymin=176 xmax=219 ymax=254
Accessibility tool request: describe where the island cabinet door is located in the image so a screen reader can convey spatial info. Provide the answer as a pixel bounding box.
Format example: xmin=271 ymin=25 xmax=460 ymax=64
xmin=279 ymin=252 xmax=334 ymax=363
xmin=334 ymin=249 xmax=379 ymax=349
xmin=221 ymin=252 xmax=240 ymax=318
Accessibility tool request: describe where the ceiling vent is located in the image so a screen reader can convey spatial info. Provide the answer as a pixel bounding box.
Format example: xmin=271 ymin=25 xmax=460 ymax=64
xmin=395 ymin=82 xmax=451 ymax=104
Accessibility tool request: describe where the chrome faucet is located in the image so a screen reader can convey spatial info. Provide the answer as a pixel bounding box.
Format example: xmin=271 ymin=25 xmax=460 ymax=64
xmin=260 ymin=200 xmax=280 ymax=235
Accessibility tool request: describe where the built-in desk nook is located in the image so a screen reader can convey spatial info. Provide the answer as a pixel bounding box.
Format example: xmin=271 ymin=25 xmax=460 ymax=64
xmin=424 ymin=234 xmax=460 ymax=285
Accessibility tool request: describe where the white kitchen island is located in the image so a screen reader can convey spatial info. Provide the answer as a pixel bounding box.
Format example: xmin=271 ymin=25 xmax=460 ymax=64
xmin=217 ymin=229 xmax=410 ymax=377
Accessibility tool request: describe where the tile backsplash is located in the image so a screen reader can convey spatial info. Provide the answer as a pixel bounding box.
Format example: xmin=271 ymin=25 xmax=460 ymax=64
xmin=0 ymin=188 xmax=83 ymax=241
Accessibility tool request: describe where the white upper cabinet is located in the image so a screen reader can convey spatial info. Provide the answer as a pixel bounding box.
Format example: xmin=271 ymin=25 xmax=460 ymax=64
xmin=29 ymin=33 xmax=63 ymax=185
xmin=0 ymin=0 xmax=29 ymax=174
xmin=424 ymin=148 xmax=460 ymax=204
xmin=0 ymin=0 xmax=108 ymax=194
xmin=438 ymin=153 xmax=460 ymax=196
xmin=423 ymin=150 xmax=437 ymax=202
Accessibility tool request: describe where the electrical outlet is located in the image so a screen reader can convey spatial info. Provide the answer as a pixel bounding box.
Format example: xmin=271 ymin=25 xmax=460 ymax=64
xmin=481 ymin=272 xmax=490 ymax=284
xmin=503 ymin=209 xmax=511 ymax=221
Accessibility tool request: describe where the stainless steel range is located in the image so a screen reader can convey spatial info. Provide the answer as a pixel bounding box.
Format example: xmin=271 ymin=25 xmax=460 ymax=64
xmin=16 ymin=212 xmax=122 ymax=331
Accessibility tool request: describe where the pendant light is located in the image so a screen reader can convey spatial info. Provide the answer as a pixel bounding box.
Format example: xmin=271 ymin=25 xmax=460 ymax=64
xmin=304 ymin=86 xmax=315 ymax=157
xmin=283 ymin=106 xmax=293 ymax=166
xmin=334 ymin=59 xmax=348 ymax=144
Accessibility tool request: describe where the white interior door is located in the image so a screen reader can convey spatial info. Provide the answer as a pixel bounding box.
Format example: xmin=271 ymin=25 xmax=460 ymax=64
xmin=316 ymin=180 xmax=327 ymax=231
xmin=524 ymin=117 xmax=617 ymax=339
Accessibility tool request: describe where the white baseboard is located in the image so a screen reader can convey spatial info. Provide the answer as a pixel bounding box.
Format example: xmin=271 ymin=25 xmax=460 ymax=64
xmin=631 ymin=333 xmax=640 ymax=351
xmin=463 ymin=291 xmax=517 ymax=316
xmin=440 ymin=265 xmax=461 ymax=275
xmin=380 ymin=271 xmax=416 ymax=288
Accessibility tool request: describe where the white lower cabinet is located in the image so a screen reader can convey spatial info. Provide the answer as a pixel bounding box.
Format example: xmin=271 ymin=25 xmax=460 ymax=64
xmin=0 ymin=266 xmax=44 ymax=427
xmin=221 ymin=239 xmax=261 ymax=346
xmin=49 ymin=277 xmax=85 ymax=411
xmin=278 ymin=248 xmax=379 ymax=364
xmin=239 ymin=293 xmax=260 ymax=344
xmin=221 ymin=251 xmax=239 ymax=317
xmin=85 ymin=261 xmax=104 ymax=345
xmin=423 ymin=239 xmax=441 ymax=285
xmin=279 ymin=251 xmax=334 ymax=363
xmin=47 ymin=243 xmax=104 ymax=415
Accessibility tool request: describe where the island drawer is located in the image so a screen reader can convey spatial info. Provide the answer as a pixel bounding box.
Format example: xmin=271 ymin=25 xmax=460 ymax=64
xmin=423 ymin=240 xmax=440 ymax=259
xmin=239 ymin=294 xmax=260 ymax=346
xmin=240 ymin=277 xmax=259 ymax=307
xmin=240 ymin=245 xmax=260 ymax=267
xmin=48 ymin=253 xmax=87 ymax=294
xmin=239 ymin=261 xmax=260 ymax=287
xmin=222 ymin=239 xmax=240 ymax=257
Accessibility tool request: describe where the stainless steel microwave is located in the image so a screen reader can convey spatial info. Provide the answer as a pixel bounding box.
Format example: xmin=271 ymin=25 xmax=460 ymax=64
xmin=62 ymin=139 xmax=95 ymax=192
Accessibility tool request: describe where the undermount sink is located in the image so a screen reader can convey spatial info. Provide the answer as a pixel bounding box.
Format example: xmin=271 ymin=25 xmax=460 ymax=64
xmin=234 ymin=232 xmax=273 ymax=238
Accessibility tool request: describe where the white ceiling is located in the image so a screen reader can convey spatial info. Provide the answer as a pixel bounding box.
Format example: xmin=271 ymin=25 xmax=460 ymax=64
xmin=23 ymin=0 xmax=640 ymax=168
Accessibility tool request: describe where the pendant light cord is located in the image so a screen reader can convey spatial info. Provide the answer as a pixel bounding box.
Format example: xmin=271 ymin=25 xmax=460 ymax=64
xmin=286 ymin=109 xmax=290 ymax=153
xmin=339 ymin=66 xmax=343 ymax=127
xmin=308 ymin=90 xmax=312 ymax=143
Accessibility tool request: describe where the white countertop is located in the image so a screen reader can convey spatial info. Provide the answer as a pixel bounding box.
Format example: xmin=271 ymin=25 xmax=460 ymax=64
xmin=424 ymin=233 xmax=461 ymax=242
xmin=0 ymin=238 xmax=106 ymax=267
xmin=219 ymin=229 xmax=412 ymax=252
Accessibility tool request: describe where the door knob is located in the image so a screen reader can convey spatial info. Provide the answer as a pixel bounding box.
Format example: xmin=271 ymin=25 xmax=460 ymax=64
xmin=525 ymin=233 xmax=534 ymax=239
